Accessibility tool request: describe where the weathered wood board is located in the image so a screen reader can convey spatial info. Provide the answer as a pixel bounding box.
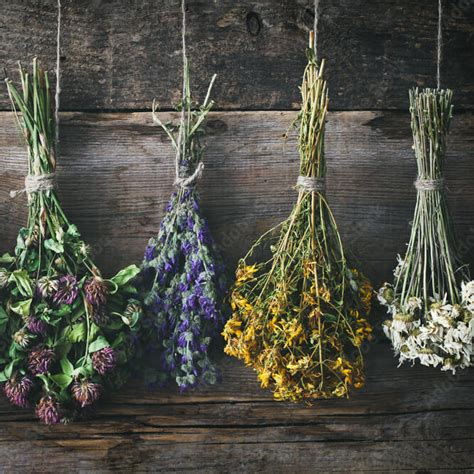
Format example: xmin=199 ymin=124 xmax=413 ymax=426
xmin=0 ymin=343 xmax=473 ymax=472
xmin=1 ymin=0 xmax=474 ymax=471
xmin=1 ymin=0 xmax=473 ymax=111
xmin=1 ymin=111 xmax=473 ymax=284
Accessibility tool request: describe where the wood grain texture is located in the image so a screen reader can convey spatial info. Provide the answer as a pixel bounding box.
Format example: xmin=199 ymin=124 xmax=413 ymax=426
xmin=0 ymin=109 xmax=473 ymax=472
xmin=1 ymin=0 xmax=472 ymax=111
xmin=1 ymin=110 xmax=473 ymax=285
xmin=0 ymin=343 xmax=473 ymax=472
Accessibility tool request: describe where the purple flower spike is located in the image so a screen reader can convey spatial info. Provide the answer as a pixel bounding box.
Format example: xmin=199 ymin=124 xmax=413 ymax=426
xmin=178 ymin=333 xmax=189 ymax=348
xmin=53 ymin=275 xmax=79 ymax=306
xmin=92 ymin=347 xmax=117 ymax=375
xmin=178 ymin=319 xmax=190 ymax=331
xmin=181 ymin=241 xmax=192 ymax=255
xmin=198 ymin=228 xmax=207 ymax=243
xmin=4 ymin=375 xmax=34 ymax=408
xmin=35 ymin=396 xmax=61 ymax=425
xmin=144 ymin=244 xmax=156 ymax=262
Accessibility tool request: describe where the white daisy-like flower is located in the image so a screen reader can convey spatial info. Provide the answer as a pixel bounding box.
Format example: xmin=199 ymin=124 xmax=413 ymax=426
xmin=393 ymin=254 xmax=405 ymax=279
xmin=418 ymin=351 xmax=443 ymax=368
xmin=430 ymin=308 xmax=452 ymax=329
xmin=406 ymin=296 xmax=422 ymax=312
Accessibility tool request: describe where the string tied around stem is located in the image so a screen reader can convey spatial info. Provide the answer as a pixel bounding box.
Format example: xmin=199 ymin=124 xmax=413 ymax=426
xmin=296 ymin=175 xmax=326 ymax=193
xmin=414 ymin=178 xmax=444 ymax=191
xmin=10 ymin=173 xmax=57 ymax=199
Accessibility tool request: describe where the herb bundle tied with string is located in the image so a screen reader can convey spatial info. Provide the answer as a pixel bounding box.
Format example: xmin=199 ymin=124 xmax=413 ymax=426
xmin=222 ymin=35 xmax=373 ymax=402
xmin=378 ymin=88 xmax=474 ymax=372
xmin=0 ymin=60 xmax=143 ymax=424
xmin=140 ymin=56 xmax=226 ymax=391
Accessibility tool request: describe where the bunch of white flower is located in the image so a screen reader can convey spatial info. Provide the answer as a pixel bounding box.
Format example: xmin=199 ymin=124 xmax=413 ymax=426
xmin=378 ymin=282 xmax=474 ymax=373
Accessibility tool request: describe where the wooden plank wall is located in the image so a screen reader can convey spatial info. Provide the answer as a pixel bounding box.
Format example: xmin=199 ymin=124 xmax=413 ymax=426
xmin=0 ymin=1 xmax=473 ymax=472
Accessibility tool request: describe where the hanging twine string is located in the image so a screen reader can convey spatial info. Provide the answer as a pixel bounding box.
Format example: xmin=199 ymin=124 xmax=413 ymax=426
xmin=296 ymin=176 xmax=326 ymax=193
xmin=173 ymin=0 xmax=204 ymax=189
xmin=11 ymin=0 xmax=61 ymax=199
xmin=437 ymin=0 xmax=442 ymax=89
xmin=55 ymin=0 xmax=62 ymax=153
xmin=414 ymin=178 xmax=444 ymax=191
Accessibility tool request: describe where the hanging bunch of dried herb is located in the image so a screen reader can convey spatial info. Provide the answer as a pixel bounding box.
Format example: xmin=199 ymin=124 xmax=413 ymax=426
xmin=140 ymin=59 xmax=227 ymax=391
xmin=378 ymin=88 xmax=474 ymax=372
xmin=222 ymin=36 xmax=373 ymax=402
xmin=0 ymin=60 xmax=143 ymax=424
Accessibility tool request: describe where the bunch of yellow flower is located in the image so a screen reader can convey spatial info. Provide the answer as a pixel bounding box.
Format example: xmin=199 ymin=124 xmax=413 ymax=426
xmin=222 ymin=34 xmax=373 ymax=403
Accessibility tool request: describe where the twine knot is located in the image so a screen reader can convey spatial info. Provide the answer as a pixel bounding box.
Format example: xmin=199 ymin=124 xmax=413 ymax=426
xmin=174 ymin=162 xmax=204 ymax=189
xmin=296 ymin=175 xmax=326 ymax=193
xmin=414 ymin=178 xmax=444 ymax=191
xmin=10 ymin=173 xmax=56 ymax=198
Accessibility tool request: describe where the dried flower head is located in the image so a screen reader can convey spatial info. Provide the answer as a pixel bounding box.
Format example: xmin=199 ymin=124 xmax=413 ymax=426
xmin=53 ymin=275 xmax=79 ymax=306
xmin=27 ymin=346 xmax=55 ymax=375
xmin=35 ymin=395 xmax=61 ymax=425
xmin=0 ymin=268 xmax=9 ymax=289
xmin=26 ymin=316 xmax=47 ymax=336
xmin=3 ymin=375 xmax=34 ymax=408
xmin=13 ymin=329 xmax=32 ymax=349
xmin=83 ymin=276 xmax=108 ymax=307
xmin=92 ymin=347 xmax=117 ymax=375
xmin=36 ymin=276 xmax=59 ymax=298
xmin=71 ymin=380 xmax=102 ymax=407
xmin=91 ymin=307 xmax=109 ymax=327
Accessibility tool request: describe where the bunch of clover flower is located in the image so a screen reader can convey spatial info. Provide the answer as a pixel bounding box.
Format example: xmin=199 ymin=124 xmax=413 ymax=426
xmin=378 ymin=88 xmax=474 ymax=373
xmin=0 ymin=59 xmax=143 ymax=424
xmin=222 ymin=37 xmax=373 ymax=402
xmin=140 ymin=59 xmax=226 ymax=391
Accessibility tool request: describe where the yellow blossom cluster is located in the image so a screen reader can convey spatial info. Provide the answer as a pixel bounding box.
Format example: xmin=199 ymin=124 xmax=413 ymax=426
xmin=223 ymin=260 xmax=373 ymax=402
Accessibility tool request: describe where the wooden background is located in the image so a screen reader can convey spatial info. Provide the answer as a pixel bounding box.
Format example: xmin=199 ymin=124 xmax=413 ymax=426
xmin=1 ymin=0 xmax=474 ymax=472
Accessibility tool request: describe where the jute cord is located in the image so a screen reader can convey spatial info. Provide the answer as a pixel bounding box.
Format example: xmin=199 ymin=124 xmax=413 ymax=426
xmin=414 ymin=178 xmax=444 ymax=191
xmin=296 ymin=175 xmax=326 ymax=193
xmin=10 ymin=174 xmax=56 ymax=198
xmin=437 ymin=0 xmax=442 ymax=90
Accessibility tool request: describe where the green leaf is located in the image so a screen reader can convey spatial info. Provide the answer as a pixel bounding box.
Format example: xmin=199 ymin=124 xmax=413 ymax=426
xmin=60 ymin=357 xmax=74 ymax=376
xmin=16 ymin=233 xmax=26 ymax=251
xmin=51 ymin=373 xmax=73 ymax=389
xmin=110 ymin=265 xmax=140 ymax=287
xmin=44 ymin=238 xmax=64 ymax=254
xmin=112 ymin=333 xmax=126 ymax=349
xmin=67 ymin=225 xmax=80 ymax=237
xmin=10 ymin=298 xmax=32 ymax=317
xmin=88 ymin=336 xmax=109 ymax=354
xmin=69 ymin=322 xmax=86 ymax=343
xmin=9 ymin=270 xmax=33 ymax=297
xmin=55 ymin=341 xmax=72 ymax=359
xmin=0 ymin=253 xmax=15 ymax=264
xmin=0 ymin=306 xmax=8 ymax=323
xmin=4 ymin=361 xmax=14 ymax=379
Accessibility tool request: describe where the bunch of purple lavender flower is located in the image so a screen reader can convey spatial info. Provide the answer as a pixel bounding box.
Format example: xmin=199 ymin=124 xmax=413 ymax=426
xmin=141 ymin=62 xmax=227 ymax=391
